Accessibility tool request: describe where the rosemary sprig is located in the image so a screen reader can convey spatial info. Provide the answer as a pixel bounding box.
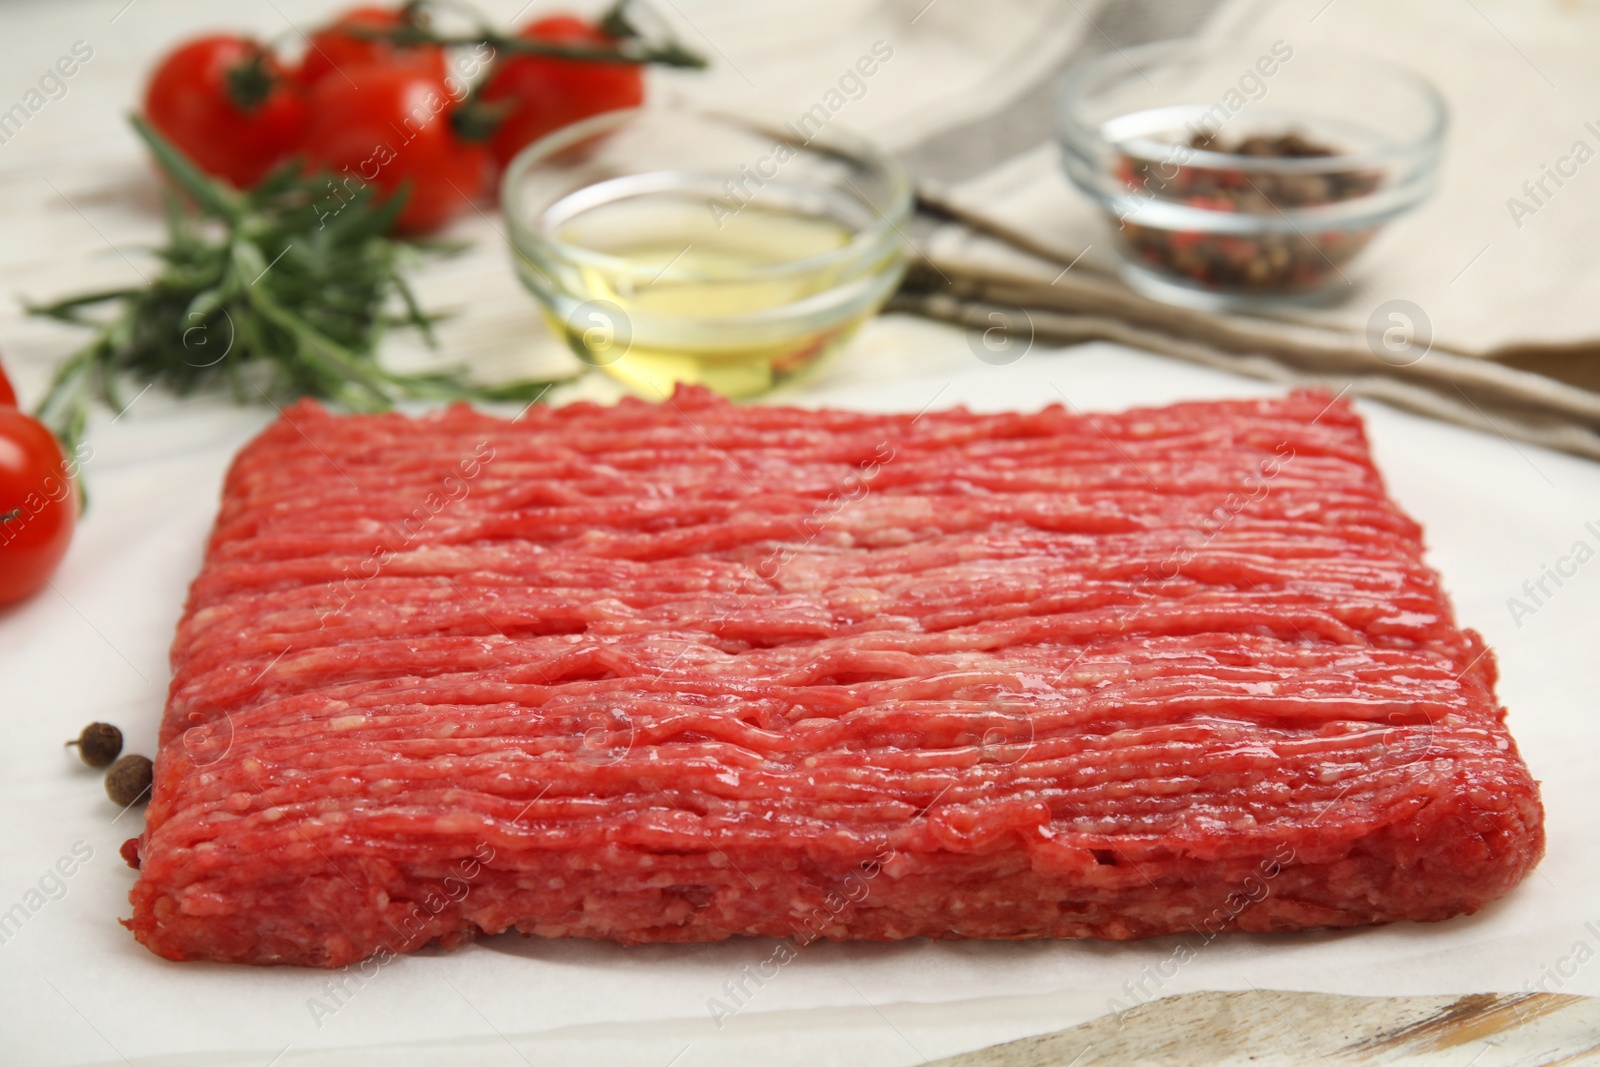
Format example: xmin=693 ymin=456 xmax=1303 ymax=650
xmin=29 ymin=116 xmax=564 ymax=458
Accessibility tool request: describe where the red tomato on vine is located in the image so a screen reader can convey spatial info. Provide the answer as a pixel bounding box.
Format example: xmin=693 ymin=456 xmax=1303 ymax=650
xmin=296 ymin=6 xmax=448 ymax=88
xmin=301 ymin=64 xmax=488 ymax=233
xmin=0 ymin=356 xmax=17 ymax=408
xmin=479 ymin=15 xmax=644 ymax=170
xmin=143 ymin=35 xmax=307 ymax=189
xmin=0 ymin=408 xmax=77 ymax=606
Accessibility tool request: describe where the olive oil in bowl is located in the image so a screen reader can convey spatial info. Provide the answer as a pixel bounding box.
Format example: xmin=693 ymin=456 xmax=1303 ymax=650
xmin=504 ymin=109 xmax=910 ymax=399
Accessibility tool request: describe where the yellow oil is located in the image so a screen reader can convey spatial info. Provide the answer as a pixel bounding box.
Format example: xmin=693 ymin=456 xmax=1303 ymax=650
xmin=543 ymin=188 xmax=899 ymax=398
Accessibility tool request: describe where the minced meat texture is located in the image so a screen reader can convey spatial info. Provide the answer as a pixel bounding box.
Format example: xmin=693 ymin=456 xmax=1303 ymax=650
xmin=123 ymin=387 xmax=1544 ymax=967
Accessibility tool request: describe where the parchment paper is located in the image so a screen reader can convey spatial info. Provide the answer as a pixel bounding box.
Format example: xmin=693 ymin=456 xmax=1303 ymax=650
xmin=4 ymin=320 xmax=1598 ymax=1066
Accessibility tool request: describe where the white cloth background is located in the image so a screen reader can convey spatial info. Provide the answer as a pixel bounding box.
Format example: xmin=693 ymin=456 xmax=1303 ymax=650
xmin=1 ymin=2 xmax=1597 ymax=1066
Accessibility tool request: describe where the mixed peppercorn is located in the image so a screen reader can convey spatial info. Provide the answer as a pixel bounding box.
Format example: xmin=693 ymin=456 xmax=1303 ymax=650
xmin=1115 ymin=130 xmax=1383 ymax=293
xmin=67 ymin=721 xmax=152 ymax=807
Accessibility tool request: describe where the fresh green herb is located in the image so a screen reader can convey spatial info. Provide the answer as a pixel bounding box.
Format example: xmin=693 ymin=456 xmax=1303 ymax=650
xmin=29 ymin=116 xmax=564 ymax=459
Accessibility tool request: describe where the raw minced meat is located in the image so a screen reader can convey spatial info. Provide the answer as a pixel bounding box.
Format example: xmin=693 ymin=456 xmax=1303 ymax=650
xmin=123 ymin=387 xmax=1544 ymax=967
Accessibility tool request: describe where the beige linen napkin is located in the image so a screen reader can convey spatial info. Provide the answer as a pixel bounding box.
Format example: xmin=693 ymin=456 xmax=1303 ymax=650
xmin=904 ymin=0 xmax=1600 ymax=458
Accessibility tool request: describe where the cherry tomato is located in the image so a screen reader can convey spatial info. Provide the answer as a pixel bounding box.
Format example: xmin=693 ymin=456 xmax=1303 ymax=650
xmin=0 ymin=409 xmax=76 ymax=606
xmin=0 ymin=353 xmax=17 ymax=408
xmin=297 ymin=6 xmax=447 ymax=88
xmin=479 ymin=15 xmax=644 ymax=170
xmin=301 ymin=65 xmax=488 ymax=233
xmin=143 ymin=35 xmax=308 ymax=189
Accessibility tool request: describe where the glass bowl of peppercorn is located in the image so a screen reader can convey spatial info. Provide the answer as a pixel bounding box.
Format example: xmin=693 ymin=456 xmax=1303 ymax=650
xmin=1057 ymin=41 xmax=1446 ymax=310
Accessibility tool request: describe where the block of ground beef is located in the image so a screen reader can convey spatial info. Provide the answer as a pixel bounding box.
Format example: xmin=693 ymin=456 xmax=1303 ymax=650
xmin=123 ymin=387 xmax=1544 ymax=967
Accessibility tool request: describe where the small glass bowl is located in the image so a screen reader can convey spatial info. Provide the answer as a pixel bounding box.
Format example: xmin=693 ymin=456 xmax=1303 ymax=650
xmin=502 ymin=107 xmax=911 ymax=399
xmin=1057 ymin=42 xmax=1446 ymax=310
